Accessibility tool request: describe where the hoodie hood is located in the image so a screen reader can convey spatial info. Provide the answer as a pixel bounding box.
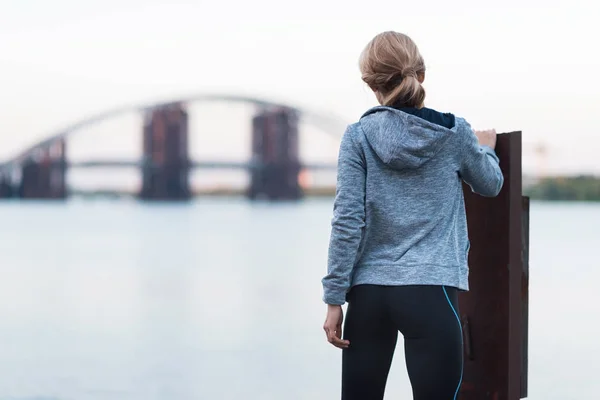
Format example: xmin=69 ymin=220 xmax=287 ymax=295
xmin=359 ymin=106 xmax=457 ymax=170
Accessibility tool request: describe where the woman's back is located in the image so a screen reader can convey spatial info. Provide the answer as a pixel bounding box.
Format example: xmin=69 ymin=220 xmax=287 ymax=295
xmin=320 ymin=30 xmax=504 ymax=400
xmin=322 ymin=105 xmax=503 ymax=305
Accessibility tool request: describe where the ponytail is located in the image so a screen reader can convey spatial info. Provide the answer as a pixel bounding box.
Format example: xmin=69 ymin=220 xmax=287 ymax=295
xmin=359 ymin=31 xmax=427 ymax=108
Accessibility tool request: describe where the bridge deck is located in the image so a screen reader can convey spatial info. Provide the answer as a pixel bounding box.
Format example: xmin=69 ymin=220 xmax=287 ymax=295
xmin=65 ymin=160 xmax=337 ymax=170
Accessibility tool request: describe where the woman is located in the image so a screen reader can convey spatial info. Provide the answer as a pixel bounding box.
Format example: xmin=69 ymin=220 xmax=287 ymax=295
xmin=321 ymin=31 xmax=504 ymax=400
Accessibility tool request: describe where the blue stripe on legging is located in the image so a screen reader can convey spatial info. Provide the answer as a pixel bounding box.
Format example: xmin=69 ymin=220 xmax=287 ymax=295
xmin=443 ymin=286 xmax=463 ymax=400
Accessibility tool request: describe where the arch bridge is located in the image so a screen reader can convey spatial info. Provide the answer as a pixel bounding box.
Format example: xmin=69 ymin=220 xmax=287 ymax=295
xmin=0 ymin=94 xmax=347 ymax=201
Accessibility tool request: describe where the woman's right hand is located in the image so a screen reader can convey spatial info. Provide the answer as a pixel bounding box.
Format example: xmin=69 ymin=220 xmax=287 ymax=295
xmin=323 ymin=304 xmax=350 ymax=349
xmin=474 ymin=129 xmax=497 ymax=149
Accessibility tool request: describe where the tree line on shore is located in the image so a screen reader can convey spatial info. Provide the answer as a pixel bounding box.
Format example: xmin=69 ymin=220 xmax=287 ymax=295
xmin=525 ymin=175 xmax=600 ymax=201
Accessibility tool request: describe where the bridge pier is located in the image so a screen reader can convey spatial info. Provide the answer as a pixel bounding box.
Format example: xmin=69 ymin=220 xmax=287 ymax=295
xmin=249 ymin=107 xmax=302 ymax=201
xmin=0 ymin=173 xmax=15 ymax=198
xmin=17 ymin=139 xmax=67 ymax=199
xmin=139 ymin=103 xmax=191 ymax=201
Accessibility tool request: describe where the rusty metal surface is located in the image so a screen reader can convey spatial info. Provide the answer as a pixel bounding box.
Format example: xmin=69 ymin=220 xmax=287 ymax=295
xmin=458 ymin=132 xmax=527 ymax=399
xmin=521 ymin=196 xmax=530 ymax=398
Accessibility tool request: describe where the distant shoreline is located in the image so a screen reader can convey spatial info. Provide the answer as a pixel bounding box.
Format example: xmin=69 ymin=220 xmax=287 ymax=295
xmin=524 ymin=175 xmax=600 ymax=202
xmin=24 ymin=175 xmax=600 ymax=203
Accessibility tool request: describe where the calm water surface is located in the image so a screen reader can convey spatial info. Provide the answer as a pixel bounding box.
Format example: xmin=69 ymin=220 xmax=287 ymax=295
xmin=0 ymin=199 xmax=598 ymax=400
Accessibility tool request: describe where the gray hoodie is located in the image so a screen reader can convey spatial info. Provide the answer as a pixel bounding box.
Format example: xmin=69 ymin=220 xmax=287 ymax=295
xmin=321 ymin=106 xmax=504 ymax=305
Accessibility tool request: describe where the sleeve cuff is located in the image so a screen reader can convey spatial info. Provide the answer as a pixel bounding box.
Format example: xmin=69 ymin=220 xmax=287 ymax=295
xmin=323 ymin=292 xmax=346 ymax=306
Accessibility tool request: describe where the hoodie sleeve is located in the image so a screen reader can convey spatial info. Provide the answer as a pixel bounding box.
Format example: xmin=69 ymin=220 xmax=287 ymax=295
xmin=459 ymin=121 xmax=504 ymax=197
xmin=321 ymin=127 xmax=366 ymax=305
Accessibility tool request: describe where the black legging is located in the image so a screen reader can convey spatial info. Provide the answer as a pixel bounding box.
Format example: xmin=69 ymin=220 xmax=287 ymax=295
xmin=342 ymin=284 xmax=463 ymax=400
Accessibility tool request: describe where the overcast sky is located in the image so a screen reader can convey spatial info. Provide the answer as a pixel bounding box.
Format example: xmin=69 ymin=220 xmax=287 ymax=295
xmin=1 ymin=0 xmax=598 ymax=179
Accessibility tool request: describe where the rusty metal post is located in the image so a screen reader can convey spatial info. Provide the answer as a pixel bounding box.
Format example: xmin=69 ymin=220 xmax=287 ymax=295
xmin=520 ymin=196 xmax=529 ymax=398
xmin=459 ymin=131 xmax=529 ymax=399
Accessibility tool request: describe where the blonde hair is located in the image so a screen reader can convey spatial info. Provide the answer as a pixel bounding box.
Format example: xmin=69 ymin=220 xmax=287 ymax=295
xmin=359 ymin=31 xmax=426 ymax=108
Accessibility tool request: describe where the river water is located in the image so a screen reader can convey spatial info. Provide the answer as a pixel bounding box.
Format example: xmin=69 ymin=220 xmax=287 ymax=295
xmin=0 ymin=199 xmax=598 ymax=400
